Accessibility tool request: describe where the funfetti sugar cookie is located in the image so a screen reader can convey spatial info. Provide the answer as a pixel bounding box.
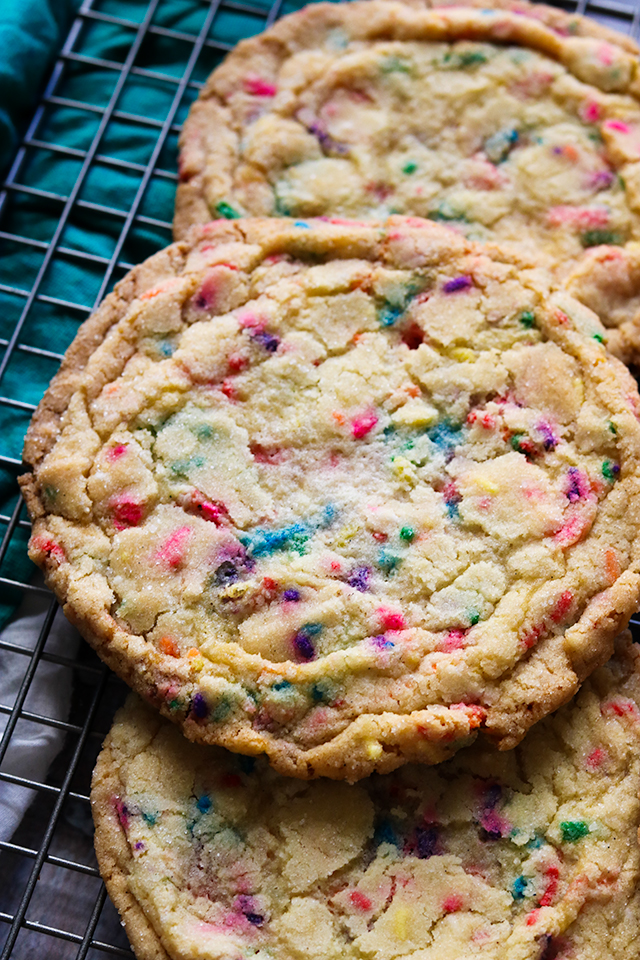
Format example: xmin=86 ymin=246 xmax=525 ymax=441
xmin=175 ymin=0 xmax=640 ymax=363
xmin=19 ymin=217 xmax=640 ymax=780
xmin=92 ymin=632 xmax=640 ymax=960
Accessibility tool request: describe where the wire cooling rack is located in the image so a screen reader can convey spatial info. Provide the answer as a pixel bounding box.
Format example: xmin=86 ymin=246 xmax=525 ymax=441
xmin=1 ymin=0 xmax=640 ymax=957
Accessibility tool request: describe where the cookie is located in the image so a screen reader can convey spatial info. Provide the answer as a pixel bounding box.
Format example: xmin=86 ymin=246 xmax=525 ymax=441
xmin=92 ymin=632 xmax=640 ymax=960
xmin=174 ymin=0 xmax=640 ymax=362
xmin=19 ymin=217 xmax=640 ymax=779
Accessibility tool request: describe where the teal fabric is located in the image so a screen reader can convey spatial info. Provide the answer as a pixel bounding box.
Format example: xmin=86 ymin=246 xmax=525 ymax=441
xmin=0 ymin=0 xmax=313 ymax=627
xmin=0 ymin=0 xmax=81 ymax=174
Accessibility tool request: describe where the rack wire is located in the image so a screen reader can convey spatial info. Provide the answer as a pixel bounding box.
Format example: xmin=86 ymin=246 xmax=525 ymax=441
xmin=0 ymin=0 xmax=639 ymax=956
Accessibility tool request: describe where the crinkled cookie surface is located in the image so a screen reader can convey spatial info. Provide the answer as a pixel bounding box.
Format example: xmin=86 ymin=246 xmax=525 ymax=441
xmin=20 ymin=217 xmax=640 ymax=779
xmin=175 ymin=0 xmax=640 ymax=362
xmin=92 ymin=634 xmax=640 ymax=960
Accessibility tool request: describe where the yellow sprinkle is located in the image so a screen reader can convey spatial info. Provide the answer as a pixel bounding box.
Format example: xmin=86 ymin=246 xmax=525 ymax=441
xmin=393 ymin=906 xmax=410 ymax=941
xmin=334 ymin=522 xmax=361 ymax=547
xmin=365 ymin=740 xmax=383 ymax=761
xmin=476 ymin=477 xmax=499 ymax=494
xmin=450 ymin=347 xmax=475 ymax=362
xmin=391 ymin=456 xmax=417 ymax=484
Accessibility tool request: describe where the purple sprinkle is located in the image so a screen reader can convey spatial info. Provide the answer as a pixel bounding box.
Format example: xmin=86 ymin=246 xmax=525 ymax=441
xmin=293 ymin=632 xmax=315 ymax=660
xmin=552 ymin=146 xmax=564 ymax=155
xmin=347 ymin=566 xmax=371 ymax=592
xmin=443 ymin=275 xmax=473 ymax=294
xmin=251 ymin=330 xmax=280 ymax=352
xmin=566 ymin=467 xmax=586 ymax=503
xmin=537 ymin=422 xmax=558 ymax=451
xmin=371 ymin=634 xmax=394 ymax=650
xmin=246 ymin=913 xmax=264 ymax=926
xmin=283 ymin=589 xmax=301 ymax=601
xmin=415 ymin=825 xmax=438 ymax=859
xmin=613 ymin=463 xmax=620 ymax=475
xmin=484 ymin=783 xmax=502 ymax=810
xmin=191 ymin=692 xmax=208 ymax=719
xmin=590 ymin=169 xmax=614 ymax=190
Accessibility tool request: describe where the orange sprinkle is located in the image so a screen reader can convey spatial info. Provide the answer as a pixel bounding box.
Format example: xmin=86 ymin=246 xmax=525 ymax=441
xmin=563 ymin=144 xmax=579 ymax=162
xmin=332 ymin=410 xmax=346 ymax=425
xmin=187 ymin=647 xmax=201 ymax=659
xmin=159 ymin=636 xmax=180 ymax=658
xmin=605 ymin=547 xmax=620 ymax=583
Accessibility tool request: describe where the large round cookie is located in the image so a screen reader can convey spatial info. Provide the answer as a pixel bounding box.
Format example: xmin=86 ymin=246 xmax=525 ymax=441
xmin=93 ymin=632 xmax=640 ymax=960
xmin=19 ymin=217 xmax=640 ymax=779
xmin=175 ymin=0 xmax=640 ymax=362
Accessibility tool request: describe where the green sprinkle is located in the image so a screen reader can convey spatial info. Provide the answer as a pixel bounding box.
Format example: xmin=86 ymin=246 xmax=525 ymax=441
xmin=399 ymin=525 xmax=416 ymax=542
xmin=602 ymin=460 xmax=619 ymax=482
xmin=581 ymin=229 xmax=621 ymax=248
xmin=458 ymin=50 xmax=488 ymax=67
xmin=171 ymin=456 xmax=206 ymax=475
xmin=402 ymin=161 xmax=418 ymax=175
xmin=592 ymin=332 xmax=605 ymax=343
xmin=194 ymin=424 xmax=213 ymax=440
xmin=211 ymin=697 xmax=232 ymax=723
xmin=560 ymin=820 xmax=589 ymax=843
xmin=142 ymin=811 xmax=158 ymax=826
xmin=44 ymin=485 xmax=57 ymax=502
xmin=216 ymin=201 xmax=241 ymax=220
xmin=380 ymin=55 xmax=412 ymax=74
xmin=169 ymin=698 xmax=181 ymax=712
xmin=608 ymin=420 xmax=618 ymax=435
xmin=467 ymin=609 xmax=481 ymax=626
xmin=519 ymin=310 xmax=536 ymax=329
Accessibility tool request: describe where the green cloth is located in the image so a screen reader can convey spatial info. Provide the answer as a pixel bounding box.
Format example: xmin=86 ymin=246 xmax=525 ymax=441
xmin=0 ymin=0 xmax=311 ymax=627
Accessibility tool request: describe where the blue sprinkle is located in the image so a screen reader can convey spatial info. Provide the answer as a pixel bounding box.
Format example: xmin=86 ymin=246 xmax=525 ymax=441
xmin=378 ymin=549 xmax=400 ymax=573
xmin=374 ymin=820 xmax=398 ymax=847
xmin=196 ymin=795 xmax=212 ymax=814
xmin=273 ymin=680 xmax=292 ymax=691
xmin=294 ymin=220 xmax=310 ymax=228
xmin=238 ymin=756 xmax=256 ymax=774
xmin=428 ymin=422 xmax=463 ymax=452
xmin=512 ymin=876 xmax=529 ymax=900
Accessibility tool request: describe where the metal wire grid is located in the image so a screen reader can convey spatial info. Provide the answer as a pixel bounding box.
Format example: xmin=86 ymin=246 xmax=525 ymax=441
xmin=0 ymin=0 xmax=638 ymax=956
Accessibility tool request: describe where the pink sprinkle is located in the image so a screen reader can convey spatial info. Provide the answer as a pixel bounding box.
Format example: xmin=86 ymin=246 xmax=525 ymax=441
xmin=352 ymin=412 xmax=378 ymax=439
xmin=350 ymin=891 xmax=372 ymax=911
xmin=238 ymin=312 xmax=263 ymax=330
xmin=377 ymin=607 xmax=406 ymax=631
xmin=442 ymin=895 xmax=463 ymax=913
xmin=155 ymin=526 xmax=191 ymax=567
xmin=111 ymin=496 xmax=144 ymax=530
xmin=449 ymin=703 xmax=486 ymax=729
xmin=580 ymin=101 xmax=601 ymax=124
xmin=243 ymin=74 xmax=277 ymax=97
xmin=554 ymin=512 xmax=590 ymax=547
xmin=547 ymin=206 xmax=609 ymax=229
xmin=586 ymin=747 xmax=607 ymax=770
xmin=442 ymin=629 xmax=466 ymax=652
xmin=605 ymin=120 xmax=630 ymax=134
xmin=601 ymin=698 xmax=640 ymax=721
xmin=598 ymin=43 xmax=614 ymax=66
xmin=114 ymin=798 xmax=130 ymax=830
xmin=108 ymin=444 xmax=128 ymax=462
